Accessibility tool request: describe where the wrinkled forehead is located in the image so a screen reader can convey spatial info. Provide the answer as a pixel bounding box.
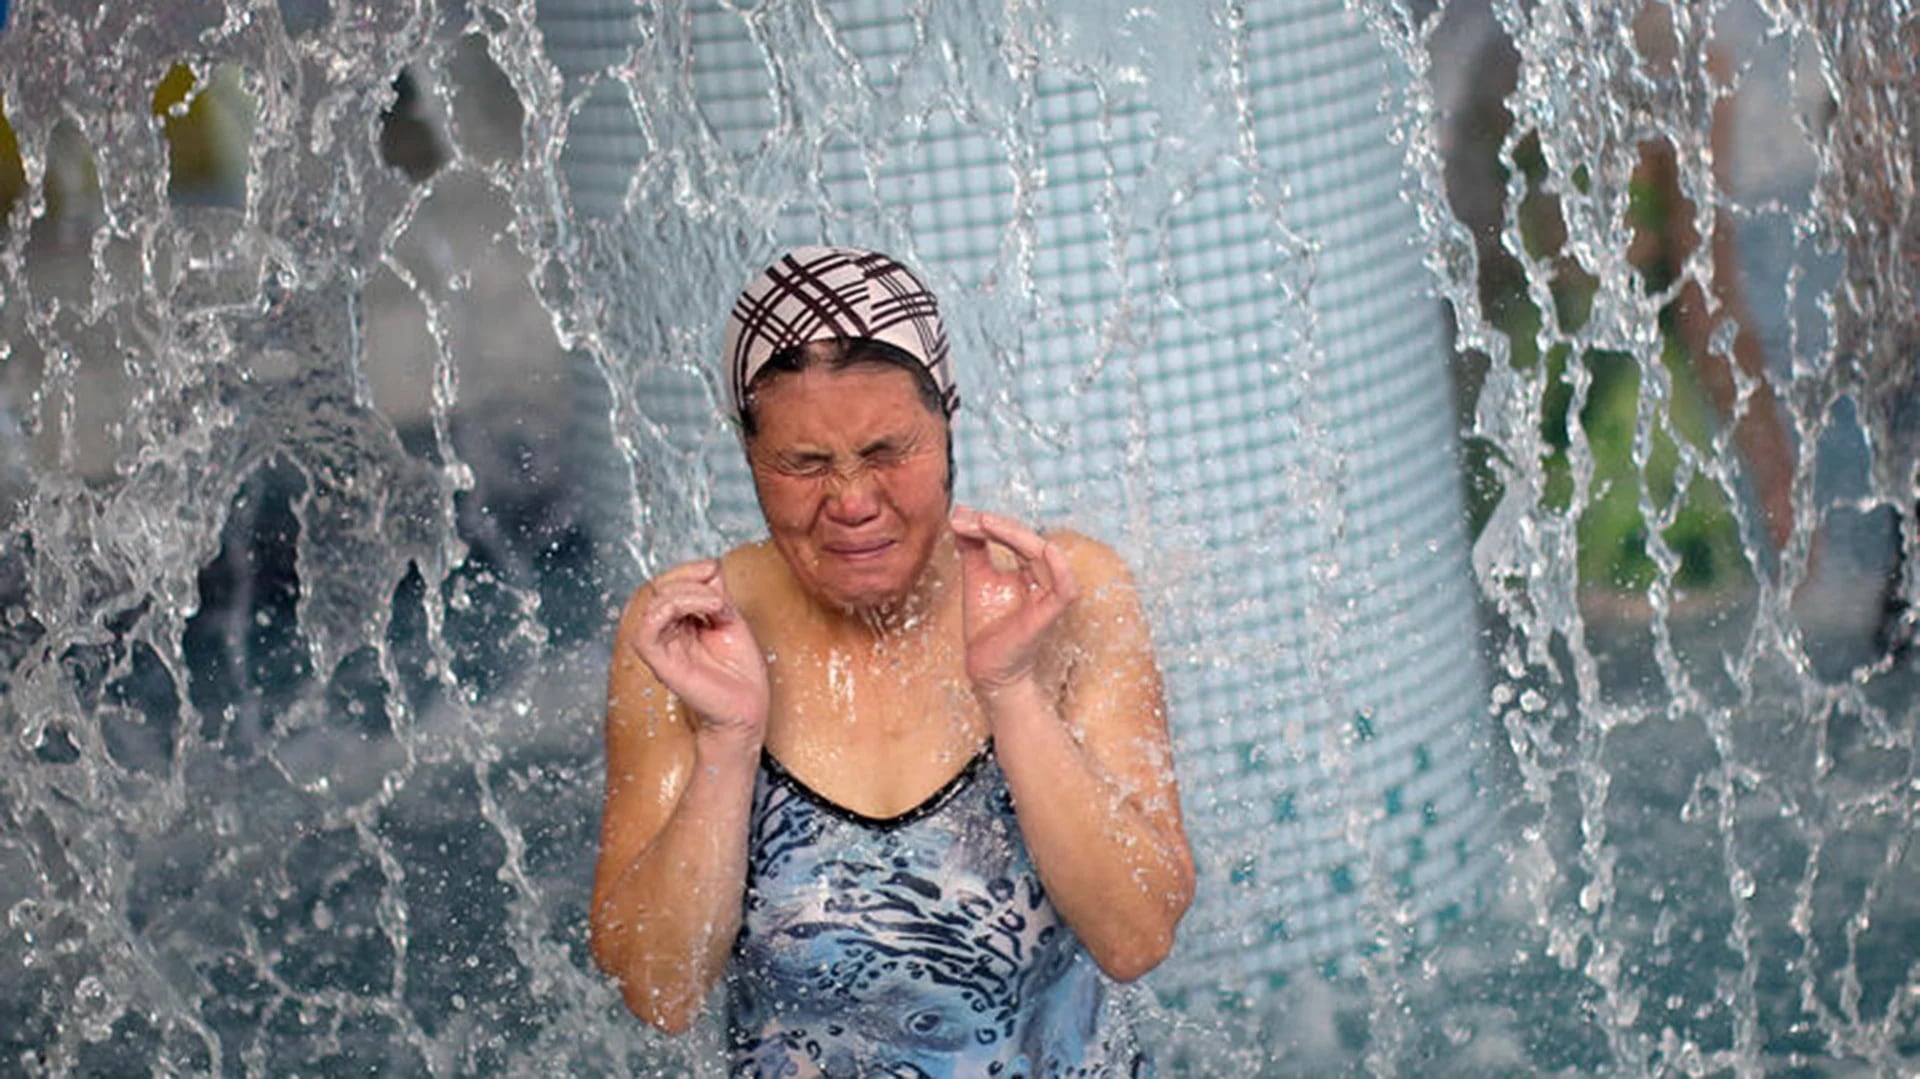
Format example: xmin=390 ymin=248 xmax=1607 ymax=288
xmin=738 ymin=339 xmax=952 ymax=442
xmin=746 ymin=362 xmax=949 ymax=439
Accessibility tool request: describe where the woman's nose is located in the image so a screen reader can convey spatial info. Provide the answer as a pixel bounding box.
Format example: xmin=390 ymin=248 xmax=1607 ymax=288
xmin=825 ymin=468 xmax=881 ymax=522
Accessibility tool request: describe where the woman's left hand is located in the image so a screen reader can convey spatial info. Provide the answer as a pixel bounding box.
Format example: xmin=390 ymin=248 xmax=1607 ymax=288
xmin=951 ymin=506 xmax=1080 ymax=692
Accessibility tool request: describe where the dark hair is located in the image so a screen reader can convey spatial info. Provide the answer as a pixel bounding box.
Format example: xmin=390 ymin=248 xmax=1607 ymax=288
xmin=738 ymin=338 xmax=947 ymax=438
xmin=738 ymin=337 xmax=954 ymax=492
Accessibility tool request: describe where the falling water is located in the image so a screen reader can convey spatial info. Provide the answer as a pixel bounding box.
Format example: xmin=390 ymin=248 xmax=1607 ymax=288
xmin=2 ymin=0 xmax=1914 ymax=1075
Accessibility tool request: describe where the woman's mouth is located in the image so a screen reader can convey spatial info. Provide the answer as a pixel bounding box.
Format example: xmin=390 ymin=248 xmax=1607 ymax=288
xmin=824 ymin=539 xmax=895 ymax=562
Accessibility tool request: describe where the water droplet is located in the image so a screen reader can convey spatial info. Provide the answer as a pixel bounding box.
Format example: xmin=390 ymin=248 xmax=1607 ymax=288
xmin=1731 ymin=871 xmax=1755 ymax=900
xmin=73 ymin=975 xmax=116 ymax=1042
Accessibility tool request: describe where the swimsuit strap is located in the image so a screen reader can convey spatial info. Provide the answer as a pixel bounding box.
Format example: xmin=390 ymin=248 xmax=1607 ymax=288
xmin=758 ymin=740 xmax=993 ymax=831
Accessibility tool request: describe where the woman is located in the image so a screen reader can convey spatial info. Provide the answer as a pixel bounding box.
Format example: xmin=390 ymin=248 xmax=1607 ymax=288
xmin=590 ymin=246 xmax=1194 ymax=1075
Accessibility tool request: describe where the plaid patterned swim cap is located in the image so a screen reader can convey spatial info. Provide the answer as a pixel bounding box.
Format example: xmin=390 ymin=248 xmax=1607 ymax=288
xmin=722 ymin=246 xmax=958 ymax=421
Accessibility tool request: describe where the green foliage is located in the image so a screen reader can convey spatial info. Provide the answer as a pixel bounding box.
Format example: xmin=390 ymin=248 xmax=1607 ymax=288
xmin=1464 ymin=129 xmax=1750 ymax=594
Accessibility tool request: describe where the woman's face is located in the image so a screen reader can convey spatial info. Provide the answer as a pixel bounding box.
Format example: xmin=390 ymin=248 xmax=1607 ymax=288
xmin=745 ymin=363 xmax=952 ymax=614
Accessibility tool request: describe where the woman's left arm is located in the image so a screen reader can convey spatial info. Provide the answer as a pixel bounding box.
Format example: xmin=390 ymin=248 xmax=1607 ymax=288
xmin=951 ymin=508 xmax=1196 ymax=981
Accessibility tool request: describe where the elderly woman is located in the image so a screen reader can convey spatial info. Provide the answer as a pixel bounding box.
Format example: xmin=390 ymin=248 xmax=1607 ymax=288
xmin=590 ymin=247 xmax=1194 ymax=1075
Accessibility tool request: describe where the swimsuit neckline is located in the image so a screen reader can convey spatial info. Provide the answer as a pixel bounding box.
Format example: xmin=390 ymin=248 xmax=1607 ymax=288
xmin=760 ymin=740 xmax=994 ymax=831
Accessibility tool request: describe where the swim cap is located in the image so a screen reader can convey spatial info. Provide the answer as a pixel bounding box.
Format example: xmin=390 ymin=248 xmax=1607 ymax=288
xmin=722 ymin=246 xmax=958 ymax=421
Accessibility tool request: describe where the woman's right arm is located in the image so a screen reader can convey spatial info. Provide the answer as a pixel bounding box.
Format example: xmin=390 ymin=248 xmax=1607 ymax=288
xmin=588 ymin=559 xmax=769 ymax=1033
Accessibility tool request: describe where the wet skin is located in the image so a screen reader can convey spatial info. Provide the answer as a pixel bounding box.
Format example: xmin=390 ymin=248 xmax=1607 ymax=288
xmin=592 ymin=360 xmax=1194 ymax=1033
xmin=743 ymin=364 xmax=955 ymax=618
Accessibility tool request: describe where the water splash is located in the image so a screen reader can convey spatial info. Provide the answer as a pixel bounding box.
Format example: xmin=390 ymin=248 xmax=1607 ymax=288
xmin=1 ymin=0 xmax=1914 ymax=1075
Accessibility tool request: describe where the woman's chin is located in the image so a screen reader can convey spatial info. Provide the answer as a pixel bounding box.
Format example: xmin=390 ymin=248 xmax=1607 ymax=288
xmin=793 ymin=539 xmax=944 ymax=618
xmin=823 ymin=581 xmax=912 ymax=617
xmin=817 ymin=567 xmax=933 ymax=621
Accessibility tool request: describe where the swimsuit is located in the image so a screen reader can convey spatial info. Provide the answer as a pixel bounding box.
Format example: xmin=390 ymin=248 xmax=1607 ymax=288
xmin=725 ymin=744 xmax=1148 ymax=1077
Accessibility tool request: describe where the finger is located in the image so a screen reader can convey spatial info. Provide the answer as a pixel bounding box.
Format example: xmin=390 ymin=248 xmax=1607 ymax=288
xmin=950 ymin=512 xmax=1000 ymax=581
xmin=953 ymin=507 xmax=1041 ymax=582
xmin=653 ymin=557 xmax=722 ymax=588
xmin=699 ymin=559 xmax=737 ymax=605
xmin=969 ymin=511 xmax=1073 ymax=599
xmin=949 ymin=505 xmax=991 ymax=544
xmin=1037 ymin=533 xmax=1079 ymax=604
xmin=967 ymin=510 xmax=1052 ymax=565
xmin=1020 ymin=538 xmax=1058 ymax=598
xmin=642 ymin=565 xmax=727 ymax=628
xmin=647 ymin=574 xmax=727 ymax=613
xmin=642 ymin=581 xmax=732 ymax=636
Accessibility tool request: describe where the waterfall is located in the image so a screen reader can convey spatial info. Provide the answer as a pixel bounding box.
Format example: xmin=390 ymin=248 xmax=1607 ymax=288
xmin=1 ymin=0 xmax=1912 ymax=1073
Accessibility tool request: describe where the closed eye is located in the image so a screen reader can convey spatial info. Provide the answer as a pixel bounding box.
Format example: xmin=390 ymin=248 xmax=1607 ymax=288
xmin=776 ymin=453 xmax=833 ymax=477
xmin=861 ymin=441 xmax=908 ymax=467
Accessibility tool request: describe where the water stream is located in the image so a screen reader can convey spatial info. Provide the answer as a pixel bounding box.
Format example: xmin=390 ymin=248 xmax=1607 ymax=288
xmin=1 ymin=0 xmax=1914 ymax=1074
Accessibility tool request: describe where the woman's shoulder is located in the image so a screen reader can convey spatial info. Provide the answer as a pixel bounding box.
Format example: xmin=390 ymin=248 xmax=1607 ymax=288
xmin=718 ymin=538 xmax=782 ymax=576
xmin=718 ymin=540 xmax=788 ymax=611
xmin=616 ymin=541 xmax=783 ymax=623
xmin=1043 ymin=527 xmax=1138 ymax=591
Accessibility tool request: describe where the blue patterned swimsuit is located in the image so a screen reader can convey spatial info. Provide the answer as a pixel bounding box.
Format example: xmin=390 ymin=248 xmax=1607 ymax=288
xmin=725 ymin=744 xmax=1148 ymax=1078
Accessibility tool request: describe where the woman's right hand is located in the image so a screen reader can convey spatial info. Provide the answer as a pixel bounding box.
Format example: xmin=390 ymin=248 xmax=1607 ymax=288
xmin=631 ymin=559 xmax=769 ymax=742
